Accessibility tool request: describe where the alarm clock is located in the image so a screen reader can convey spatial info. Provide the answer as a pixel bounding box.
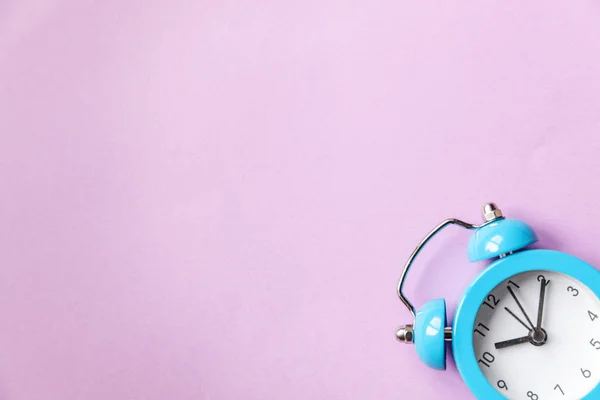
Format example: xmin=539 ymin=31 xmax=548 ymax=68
xmin=395 ymin=203 xmax=600 ymax=400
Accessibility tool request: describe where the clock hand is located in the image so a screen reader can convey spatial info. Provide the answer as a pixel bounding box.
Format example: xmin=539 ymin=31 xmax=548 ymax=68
xmin=504 ymin=307 xmax=532 ymax=331
xmin=536 ymin=277 xmax=550 ymax=329
xmin=495 ymin=335 xmax=530 ymax=349
xmin=507 ymin=286 xmax=536 ymax=330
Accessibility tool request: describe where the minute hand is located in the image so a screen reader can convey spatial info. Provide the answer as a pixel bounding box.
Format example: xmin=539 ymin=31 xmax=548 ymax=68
xmin=536 ymin=277 xmax=550 ymax=329
xmin=507 ymin=286 xmax=535 ymax=329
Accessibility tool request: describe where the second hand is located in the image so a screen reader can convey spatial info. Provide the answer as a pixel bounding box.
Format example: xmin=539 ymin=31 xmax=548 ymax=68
xmin=507 ymin=286 xmax=536 ymax=330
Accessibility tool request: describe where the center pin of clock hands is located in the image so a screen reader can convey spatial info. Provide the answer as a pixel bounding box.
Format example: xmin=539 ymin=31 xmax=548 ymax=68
xmin=495 ymin=280 xmax=550 ymax=349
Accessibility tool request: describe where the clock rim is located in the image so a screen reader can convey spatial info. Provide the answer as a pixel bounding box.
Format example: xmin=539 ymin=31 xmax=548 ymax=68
xmin=452 ymin=249 xmax=600 ymax=400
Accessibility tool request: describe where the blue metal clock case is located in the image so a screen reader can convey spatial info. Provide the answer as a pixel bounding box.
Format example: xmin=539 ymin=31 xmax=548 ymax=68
xmin=395 ymin=204 xmax=600 ymax=399
xmin=453 ymin=249 xmax=600 ymax=399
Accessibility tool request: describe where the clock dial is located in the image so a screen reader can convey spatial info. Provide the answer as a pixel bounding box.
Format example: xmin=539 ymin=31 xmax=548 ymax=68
xmin=473 ymin=271 xmax=600 ymax=399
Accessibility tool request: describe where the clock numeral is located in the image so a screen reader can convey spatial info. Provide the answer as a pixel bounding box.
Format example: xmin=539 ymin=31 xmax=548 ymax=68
xmin=554 ymin=384 xmax=564 ymax=395
xmin=474 ymin=323 xmax=490 ymax=337
xmin=567 ymin=286 xmax=579 ymax=297
xmin=497 ymin=380 xmax=508 ymax=391
xmin=589 ymin=310 xmax=598 ymax=321
xmin=581 ymin=368 xmax=592 ymax=378
xmin=507 ymin=280 xmax=520 ymax=289
xmin=483 ymin=294 xmax=500 ymax=310
xmin=478 ymin=351 xmax=495 ymax=368
xmin=527 ymin=391 xmax=539 ymax=400
xmin=590 ymin=338 xmax=600 ymax=349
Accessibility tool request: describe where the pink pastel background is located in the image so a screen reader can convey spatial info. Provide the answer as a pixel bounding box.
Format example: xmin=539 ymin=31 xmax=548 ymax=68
xmin=2 ymin=1 xmax=600 ymax=399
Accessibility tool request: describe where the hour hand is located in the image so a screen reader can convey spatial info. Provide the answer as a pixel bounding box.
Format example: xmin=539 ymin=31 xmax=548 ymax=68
xmin=495 ymin=335 xmax=530 ymax=349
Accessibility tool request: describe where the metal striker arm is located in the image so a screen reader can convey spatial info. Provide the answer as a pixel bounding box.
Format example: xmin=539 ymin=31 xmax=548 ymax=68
xmin=395 ymin=203 xmax=502 ymax=343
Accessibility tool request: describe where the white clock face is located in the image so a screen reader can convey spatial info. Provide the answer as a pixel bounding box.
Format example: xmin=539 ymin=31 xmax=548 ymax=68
xmin=473 ymin=270 xmax=600 ymax=400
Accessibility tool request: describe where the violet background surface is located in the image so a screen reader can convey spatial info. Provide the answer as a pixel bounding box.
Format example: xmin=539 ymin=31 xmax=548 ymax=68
xmin=2 ymin=1 xmax=600 ymax=399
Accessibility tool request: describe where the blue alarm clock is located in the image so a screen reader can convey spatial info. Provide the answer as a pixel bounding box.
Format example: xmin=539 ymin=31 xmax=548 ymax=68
xmin=395 ymin=203 xmax=600 ymax=400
